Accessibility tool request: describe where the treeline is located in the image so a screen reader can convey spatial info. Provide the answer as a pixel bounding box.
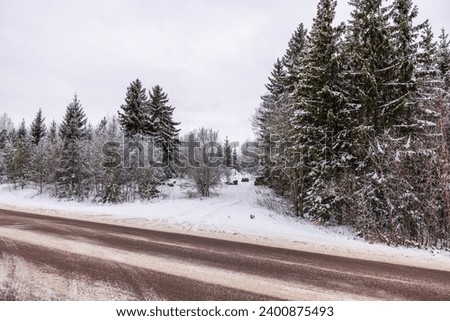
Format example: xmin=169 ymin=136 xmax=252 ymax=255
xmin=0 ymin=80 xmax=241 ymax=202
xmin=253 ymin=0 xmax=450 ymax=248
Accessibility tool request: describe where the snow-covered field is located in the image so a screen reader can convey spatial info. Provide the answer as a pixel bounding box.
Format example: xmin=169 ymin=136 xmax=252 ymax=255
xmin=0 ymin=176 xmax=449 ymax=272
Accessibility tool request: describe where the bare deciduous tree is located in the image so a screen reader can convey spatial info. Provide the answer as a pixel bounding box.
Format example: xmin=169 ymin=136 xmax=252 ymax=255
xmin=187 ymin=127 xmax=224 ymax=197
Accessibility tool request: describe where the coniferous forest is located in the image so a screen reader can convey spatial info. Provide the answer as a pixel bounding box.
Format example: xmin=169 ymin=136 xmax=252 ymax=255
xmin=1 ymin=0 xmax=450 ymax=248
xmin=253 ymin=0 xmax=450 ymax=248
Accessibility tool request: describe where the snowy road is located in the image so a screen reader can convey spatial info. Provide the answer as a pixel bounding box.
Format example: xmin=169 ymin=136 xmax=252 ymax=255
xmin=1 ymin=208 xmax=450 ymax=300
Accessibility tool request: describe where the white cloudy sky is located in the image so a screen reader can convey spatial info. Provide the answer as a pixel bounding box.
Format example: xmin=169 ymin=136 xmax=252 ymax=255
xmin=1 ymin=0 xmax=449 ymax=142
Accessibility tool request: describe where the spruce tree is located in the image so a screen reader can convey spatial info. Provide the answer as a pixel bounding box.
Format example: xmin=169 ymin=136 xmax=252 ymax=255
xmin=253 ymin=30 xmax=308 ymax=215
xmin=343 ymin=0 xmax=398 ymax=232
xmin=437 ymin=29 xmax=450 ymax=81
xmin=148 ymin=85 xmax=181 ymax=178
xmin=30 ymin=109 xmax=49 ymax=192
xmin=48 ymin=120 xmax=58 ymax=144
xmin=252 ymin=58 xmax=288 ymax=186
xmin=58 ymin=95 xmax=88 ymax=199
xmin=283 ymin=23 xmax=308 ymax=94
xmin=30 ymin=108 xmax=46 ymax=145
xmin=345 ymin=0 xmax=397 ymax=133
xmin=388 ymin=0 xmax=420 ymax=130
xmin=59 ymin=95 xmax=87 ymax=140
xmin=278 ymin=24 xmax=309 ymax=216
xmin=118 ymin=79 xmax=150 ymax=138
xmin=9 ymin=120 xmax=31 ymax=189
xmin=416 ymin=20 xmax=438 ymax=128
xmin=292 ymin=0 xmax=348 ymax=220
xmin=416 ymin=20 xmax=438 ymax=85
xmin=97 ymin=117 xmax=107 ymax=133
xmin=17 ymin=119 xmax=27 ymax=140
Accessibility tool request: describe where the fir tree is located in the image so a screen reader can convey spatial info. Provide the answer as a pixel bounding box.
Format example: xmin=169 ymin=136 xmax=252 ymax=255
xmin=292 ymin=0 xmax=348 ymax=220
xmin=58 ymin=95 xmax=88 ymax=199
xmin=85 ymin=123 xmax=94 ymax=141
xmin=343 ymin=0 xmax=400 ymax=237
xmin=48 ymin=120 xmax=58 ymax=144
xmin=30 ymin=108 xmax=46 ymax=145
xmin=416 ymin=20 xmax=438 ymax=84
xmin=416 ymin=20 xmax=438 ymax=128
xmin=283 ymin=23 xmax=308 ymax=94
xmin=345 ymin=0 xmax=396 ymax=133
xmin=8 ymin=120 xmax=30 ymax=189
xmin=97 ymin=117 xmax=107 ymax=133
xmin=252 ymin=58 xmax=288 ymax=186
xmin=388 ymin=0 xmax=420 ymax=130
xmin=59 ymin=94 xmax=87 ymax=140
xmin=17 ymin=119 xmax=27 ymax=140
xmin=253 ymin=30 xmax=308 ymax=215
xmin=30 ymin=108 xmax=49 ymax=192
xmin=118 ymin=79 xmax=150 ymax=138
xmin=437 ymin=29 xmax=450 ymax=81
xmin=148 ymin=85 xmax=181 ymax=178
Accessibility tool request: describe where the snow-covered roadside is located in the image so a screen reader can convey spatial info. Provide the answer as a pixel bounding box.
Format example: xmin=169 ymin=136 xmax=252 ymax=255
xmin=0 ymin=254 xmax=146 ymax=300
xmin=0 ymin=180 xmax=449 ymax=272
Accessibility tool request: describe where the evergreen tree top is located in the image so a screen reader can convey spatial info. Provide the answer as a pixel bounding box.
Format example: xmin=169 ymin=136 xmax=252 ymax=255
xmin=437 ymin=28 xmax=450 ymax=77
xmin=283 ymin=23 xmax=308 ymax=69
xmin=118 ymin=78 xmax=149 ymax=138
xmin=49 ymin=119 xmax=58 ymax=143
xmin=149 ymin=85 xmax=181 ymax=139
xmin=18 ymin=119 xmax=27 ymax=139
xmin=264 ymin=58 xmax=287 ymax=99
xmin=298 ymin=0 xmax=342 ymax=99
xmin=283 ymin=23 xmax=308 ymax=93
xmin=31 ymin=108 xmax=46 ymax=145
xmin=59 ymin=94 xmax=88 ymax=141
xmin=417 ymin=20 xmax=437 ymax=76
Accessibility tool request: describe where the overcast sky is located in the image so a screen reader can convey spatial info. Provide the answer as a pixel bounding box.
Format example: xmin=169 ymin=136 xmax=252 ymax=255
xmin=1 ymin=0 xmax=449 ymax=142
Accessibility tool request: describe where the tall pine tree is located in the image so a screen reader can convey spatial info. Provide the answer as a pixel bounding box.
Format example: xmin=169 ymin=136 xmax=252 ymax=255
xmin=283 ymin=23 xmax=308 ymax=94
xmin=345 ymin=0 xmax=397 ymax=134
xmin=291 ymin=0 xmax=348 ymax=220
xmin=252 ymin=58 xmax=288 ymax=188
xmin=9 ymin=120 xmax=31 ymax=189
xmin=118 ymin=79 xmax=150 ymax=138
xmin=30 ymin=108 xmax=46 ymax=145
xmin=388 ymin=0 xmax=420 ymax=131
xmin=253 ymin=25 xmax=308 ymax=216
xmin=148 ymin=85 xmax=181 ymax=178
xmin=437 ymin=29 xmax=450 ymax=82
xmin=58 ymin=94 xmax=88 ymax=199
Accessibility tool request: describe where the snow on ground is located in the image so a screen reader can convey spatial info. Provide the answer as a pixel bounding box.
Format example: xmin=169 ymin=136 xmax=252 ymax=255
xmin=0 ymin=175 xmax=449 ymax=272
xmin=0 ymin=254 xmax=151 ymax=300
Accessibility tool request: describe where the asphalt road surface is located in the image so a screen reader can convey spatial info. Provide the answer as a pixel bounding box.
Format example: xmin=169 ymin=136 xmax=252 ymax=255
xmin=0 ymin=208 xmax=450 ymax=300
